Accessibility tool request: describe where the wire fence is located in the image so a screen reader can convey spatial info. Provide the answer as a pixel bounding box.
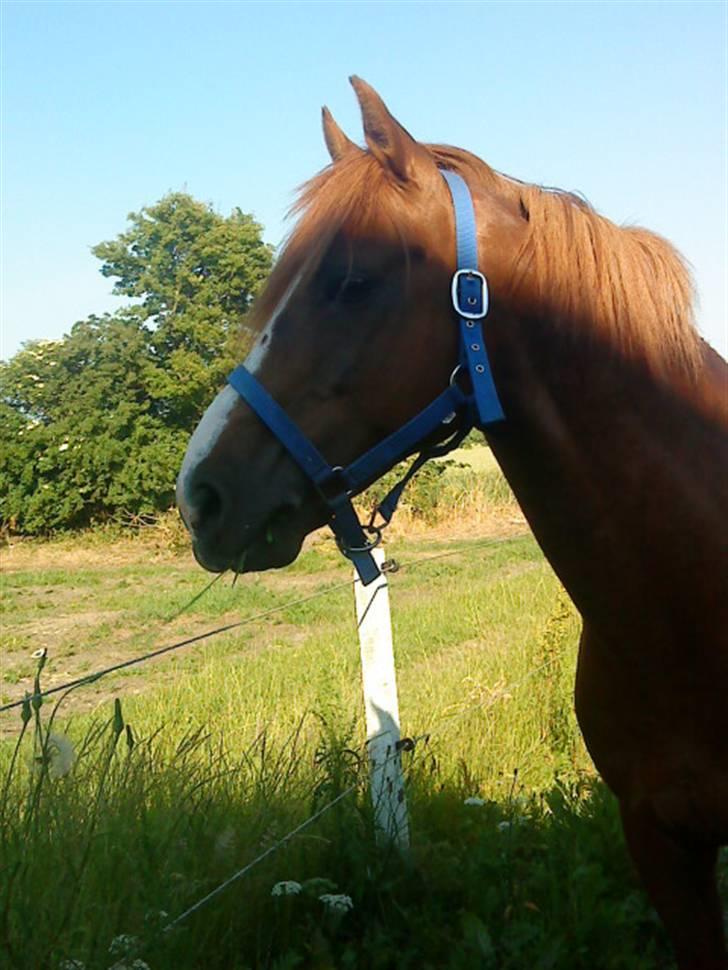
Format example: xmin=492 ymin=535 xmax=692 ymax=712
xmin=0 ymin=576 xmax=357 ymax=715
xmin=4 ymin=528 xmax=548 ymax=966
xmin=109 ymin=632 xmax=560 ymax=968
xmin=160 ymin=649 xmax=560 ymax=932
xmin=0 ymin=533 xmax=522 ymax=716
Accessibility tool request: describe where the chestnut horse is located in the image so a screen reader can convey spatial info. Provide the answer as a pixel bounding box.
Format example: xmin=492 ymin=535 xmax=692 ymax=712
xmin=177 ymin=79 xmax=728 ymax=968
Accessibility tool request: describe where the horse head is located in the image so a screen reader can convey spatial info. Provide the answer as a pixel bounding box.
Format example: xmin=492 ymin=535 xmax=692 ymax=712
xmin=176 ymin=78 xmax=528 ymax=574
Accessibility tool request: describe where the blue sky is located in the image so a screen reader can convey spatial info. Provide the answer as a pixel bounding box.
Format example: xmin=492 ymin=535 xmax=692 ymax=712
xmin=2 ymin=0 xmax=726 ymax=359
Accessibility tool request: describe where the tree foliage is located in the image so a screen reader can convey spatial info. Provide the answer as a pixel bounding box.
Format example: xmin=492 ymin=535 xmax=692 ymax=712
xmin=93 ymin=193 xmax=272 ymax=425
xmin=1 ymin=194 xmax=272 ymax=534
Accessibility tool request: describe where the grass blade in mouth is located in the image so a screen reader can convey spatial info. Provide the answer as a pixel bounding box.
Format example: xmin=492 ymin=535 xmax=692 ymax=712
xmin=232 ymin=550 xmax=248 ymax=587
xmin=165 ymin=571 xmax=226 ymax=622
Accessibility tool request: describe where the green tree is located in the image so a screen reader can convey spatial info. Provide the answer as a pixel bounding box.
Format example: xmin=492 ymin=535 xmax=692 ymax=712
xmin=1 ymin=194 xmax=273 ymax=534
xmin=93 ymin=192 xmax=272 ymax=426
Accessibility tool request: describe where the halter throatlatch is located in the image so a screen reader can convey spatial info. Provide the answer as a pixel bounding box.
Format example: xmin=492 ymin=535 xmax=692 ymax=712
xmin=227 ymin=170 xmax=505 ymax=584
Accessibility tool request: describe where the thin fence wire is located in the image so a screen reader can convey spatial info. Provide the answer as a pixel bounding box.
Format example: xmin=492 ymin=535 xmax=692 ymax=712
xmin=152 ymin=646 xmax=557 ymax=940
xmin=162 ymin=781 xmax=361 ymax=933
xmin=5 ymin=527 xmax=554 ymax=967
xmin=0 ymin=533 xmax=523 ymax=716
xmin=103 ymin=736 xmax=409 ymax=969
xmin=0 ymin=578 xmax=356 ymax=715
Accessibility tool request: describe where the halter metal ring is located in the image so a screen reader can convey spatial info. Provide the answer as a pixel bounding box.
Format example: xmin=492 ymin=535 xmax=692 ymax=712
xmin=337 ymin=524 xmax=383 ymax=556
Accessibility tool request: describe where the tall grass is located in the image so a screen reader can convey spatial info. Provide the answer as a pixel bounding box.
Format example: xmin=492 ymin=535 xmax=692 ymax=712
xmin=0 ymin=534 xmax=676 ymax=969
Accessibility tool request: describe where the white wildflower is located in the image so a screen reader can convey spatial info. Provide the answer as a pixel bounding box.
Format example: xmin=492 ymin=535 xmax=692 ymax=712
xmin=497 ymin=816 xmax=527 ymax=832
xmin=31 ymin=648 xmax=47 ymax=659
xmin=144 ymin=909 xmax=169 ymax=925
xmin=58 ymin=442 xmax=70 ymax=452
xmin=271 ymin=880 xmax=302 ymax=897
xmin=464 ymin=797 xmax=486 ymax=807
xmin=319 ymin=893 xmax=354 ymax=914
xmin=108 ymin=935 xmax=140 ymax=957
xmin=47 ymin=733 xmax=76 ymax=779
xmin=214 ymin=826 xmax=236 ymax=858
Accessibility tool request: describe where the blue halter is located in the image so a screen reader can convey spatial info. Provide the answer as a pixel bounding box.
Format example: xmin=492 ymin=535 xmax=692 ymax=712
xmin=227 ymin=170 xmax=504 ymax=584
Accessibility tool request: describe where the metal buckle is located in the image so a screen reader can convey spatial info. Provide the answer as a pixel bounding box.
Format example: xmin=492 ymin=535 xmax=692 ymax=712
xmin=337 ymin=524 xmax=383 ymax=556
xmin=451 ymin=269 xmax=488 ymax=320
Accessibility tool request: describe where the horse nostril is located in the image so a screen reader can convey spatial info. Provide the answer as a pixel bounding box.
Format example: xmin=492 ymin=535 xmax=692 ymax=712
xmin=189 ymin=480 xmax=224 ymax=535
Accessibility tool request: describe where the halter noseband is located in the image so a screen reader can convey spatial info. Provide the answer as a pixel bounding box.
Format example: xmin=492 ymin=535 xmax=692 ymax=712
xmin=227 ymin=170 xmax=504 ymax=584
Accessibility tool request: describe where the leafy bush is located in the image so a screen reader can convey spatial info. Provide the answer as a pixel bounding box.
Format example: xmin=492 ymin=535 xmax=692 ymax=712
xmin=359 ymin=455 xmax=516 ymax=525
xmin=360 ymin=459 xmax=466 ymax=523
xmin=1 ymin=195 xmax=272 ymax=534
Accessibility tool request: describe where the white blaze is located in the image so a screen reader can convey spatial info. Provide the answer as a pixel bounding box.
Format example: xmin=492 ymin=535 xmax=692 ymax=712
xmin=177 ymin=271 xmax=302 ymax=518
xmin=177 ymin=385 xmax=240 ymax=504
xmin=244 ymin=270 xmax=302 ymax=374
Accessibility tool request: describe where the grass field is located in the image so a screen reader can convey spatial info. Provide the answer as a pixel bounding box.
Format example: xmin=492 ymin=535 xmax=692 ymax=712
xmin=0 ymin=501 xmax=710 ymax=970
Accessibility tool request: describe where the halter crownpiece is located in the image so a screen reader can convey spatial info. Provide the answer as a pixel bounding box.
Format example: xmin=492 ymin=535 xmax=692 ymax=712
xmin=227 ymin=170 xmax=505 ymax=584
xmin=441 ymin=170 xmax=504 ymax=427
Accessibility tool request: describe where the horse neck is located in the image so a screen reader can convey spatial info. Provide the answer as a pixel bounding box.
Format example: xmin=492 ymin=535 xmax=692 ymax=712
xmin=484 ymin=312 xmax=728 ymax=634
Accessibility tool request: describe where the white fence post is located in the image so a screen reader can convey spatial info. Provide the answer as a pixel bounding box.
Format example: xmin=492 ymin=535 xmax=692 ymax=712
xmin=354 ymin=546 xmax=410 ymax=849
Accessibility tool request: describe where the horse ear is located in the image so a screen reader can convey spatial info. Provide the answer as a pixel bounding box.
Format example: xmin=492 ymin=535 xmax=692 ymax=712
xmin=349 ymin=75 xmax=424 ymax=182
xmin=322 ymin=107 xmax=359 ymax=162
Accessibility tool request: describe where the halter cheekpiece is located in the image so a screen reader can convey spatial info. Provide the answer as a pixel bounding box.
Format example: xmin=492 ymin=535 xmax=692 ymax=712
xmin=227 ymin=170 xmax=504 ymax=584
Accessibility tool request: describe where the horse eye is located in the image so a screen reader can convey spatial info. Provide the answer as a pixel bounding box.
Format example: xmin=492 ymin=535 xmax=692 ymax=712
xmin=327 ymin=274 xmax=372 ymax=304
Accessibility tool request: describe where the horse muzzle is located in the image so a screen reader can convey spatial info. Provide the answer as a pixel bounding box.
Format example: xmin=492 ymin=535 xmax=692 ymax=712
xmin=176 ymin=461 xmax=322 ymax=575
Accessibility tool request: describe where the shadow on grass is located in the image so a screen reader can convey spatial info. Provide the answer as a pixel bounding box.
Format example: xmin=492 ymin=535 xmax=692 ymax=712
xmin=0 ymin=705 xmax=686 ymax=970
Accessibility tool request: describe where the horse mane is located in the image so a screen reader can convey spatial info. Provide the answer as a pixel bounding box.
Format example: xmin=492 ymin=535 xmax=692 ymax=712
xmin=431 ymin=146 xmax=701 ymax=375
xmin=253 ymin=143 xmax=701 ymax=376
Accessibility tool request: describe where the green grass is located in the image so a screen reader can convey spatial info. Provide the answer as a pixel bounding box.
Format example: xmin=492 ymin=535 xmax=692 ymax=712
xmin=0 ymin=533 xmax=681 ymax=969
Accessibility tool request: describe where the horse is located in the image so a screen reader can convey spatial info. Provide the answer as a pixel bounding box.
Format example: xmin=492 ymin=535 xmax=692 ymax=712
xmin=176 ymin=78 xmax=728 ymax=969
